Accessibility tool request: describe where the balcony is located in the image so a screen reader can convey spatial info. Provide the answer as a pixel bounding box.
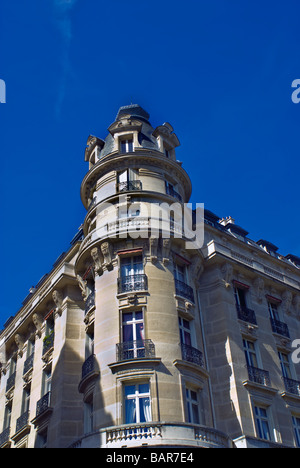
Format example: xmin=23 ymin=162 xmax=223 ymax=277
xmin=175 ymin=279 xmax=195 ymax=303
xmin=283 ymin=377 xmax=300 ymax=397
xmin=85 ymin=291 xmax=95 ymax=315
xmin=23 ymin=354 xmax=34 ymax=376
xmin=79 ymin=354 xmax=100 ymax=395
xmin=117 ymin=180 xmax=142 ymax=193
xmin=6 ymin=372 xmax=16 ymax=392
xmin=236 ymin=304 xmax=257 ymax=325
xmin=0 ymin=427 xmax=10 ymax=448
xmin=36 ymin=391 xmax=52 ymax=418
xmin=116 ymin=340 xmax=156 ymax=362
xmin=270 ymin=318 xmax=290 ymax=338
xmin=118 ymin=274 xmax=148 ymax=294
xmin=181 ymin=343 xmax=204 ymax=368
xmin=166 ymin=185 xmax=182 ymax=202
xmin=82 ymin=354 xmax=96 ymax=380
xmin=247 ymin=365 xmax=270 ymax=387
xmin=69 ymin=422 xmax=233 ymax=448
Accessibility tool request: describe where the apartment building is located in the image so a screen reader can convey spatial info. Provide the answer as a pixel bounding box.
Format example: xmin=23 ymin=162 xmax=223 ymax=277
xmin=0 ymin=104 xmax=300 ymax=448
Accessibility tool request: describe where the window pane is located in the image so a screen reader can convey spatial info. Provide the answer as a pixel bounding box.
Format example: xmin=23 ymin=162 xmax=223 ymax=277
xmin=125 ymin=385 xmax=136 ymax=397
xmin=139 ymin=383 xmax=150 ymax=394
xmin=192 ymin=403 xmax=200 ymax=424
xmin=125 ymin=398 xmax=136 ymax=424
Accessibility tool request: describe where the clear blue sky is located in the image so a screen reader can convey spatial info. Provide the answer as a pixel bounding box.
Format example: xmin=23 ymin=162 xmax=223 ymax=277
xmin=1 ymin=0 xmax=300 ymax=327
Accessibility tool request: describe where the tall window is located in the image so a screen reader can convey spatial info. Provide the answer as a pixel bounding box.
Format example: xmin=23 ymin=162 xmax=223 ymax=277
xmin=174 ymin=263 xmax=186 ymax=284
xmin=121 ymin=311 xmax=145 ymax=359
xmin=179 ymin=317 xmax=192 ymax=346
xmin=186 ymin=388 xmax=200 ymax=425
xmin=84 ymin=399 xmax=94 ymax=434
xmin=85 ymin=329 xmax=94 ymax=360
xmin=243 ymin=339 xmax=258 ymax=368
xmin=292 ymin=416 xmax=300 ymax=447
xmin=124 ymin=383 xmax=151 ymax=424
xmin=278 ymin=351 xmax=293 ymax=379
xmin=21 ymin=387 xmax=31 ymax=415
xmin=42 ymin=367 xmax=52 ymax=396
xmin=120 ymin=138 xmax=133 ymax=153
xmin=3 ymin=404 xmax=12 ymax=430
xmin=234 ymin=287 xmax=248 ymax=309
xmin=254 ymin=406 xmax=272 ymax=441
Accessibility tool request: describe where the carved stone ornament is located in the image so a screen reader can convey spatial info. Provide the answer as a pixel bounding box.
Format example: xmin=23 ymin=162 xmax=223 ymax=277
xmin=76 ymin=274 xmax=89 ymax=301
xmin=254 ymin=277 xmax=264 ymax=303
xmin=14 ymin=334 xmax=25 ymax=357
xmin=91 ymin=246 xmax=103 ymax=276
xmin=221 ymin=263 xmax=233 ymax=288
xmin=150 ymin=237 xmax=159 ymax=263
xmin=101 ymin=241 xmax=113 ymax=270
xmin=162 ymin=239 xmax=172 ymax=264
xmin=52 ymin=290 xmax=63 ymax=315
xmin=32 ymin=313 xmax=43 ymax=338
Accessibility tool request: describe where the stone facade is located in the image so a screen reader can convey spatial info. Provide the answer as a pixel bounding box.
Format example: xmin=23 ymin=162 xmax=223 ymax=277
xmin=0 ymin=104 xmax=300 ymax=448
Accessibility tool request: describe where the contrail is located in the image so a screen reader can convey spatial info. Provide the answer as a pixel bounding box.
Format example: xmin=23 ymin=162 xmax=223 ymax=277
xmin=52 ymin=0 xmax=78 ymax=118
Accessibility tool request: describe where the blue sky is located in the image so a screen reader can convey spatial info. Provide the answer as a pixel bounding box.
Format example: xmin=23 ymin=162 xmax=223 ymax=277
xmin=0 ymin=0 xmax=300 ymax=327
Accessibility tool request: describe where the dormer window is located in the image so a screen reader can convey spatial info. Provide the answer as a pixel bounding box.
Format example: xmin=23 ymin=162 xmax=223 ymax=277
xmin=120 ymin=138 xmax=133 ymax=153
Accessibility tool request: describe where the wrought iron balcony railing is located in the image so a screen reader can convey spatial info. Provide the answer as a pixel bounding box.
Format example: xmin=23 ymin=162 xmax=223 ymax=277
xmin=82 ymin=354 xmax=96 ymax=380
xmin=0 ymin=427 xmax=10 ymax=447
xmin=181 ymin=343 xmax=204 ymax=367
xmin=236 ymin=304 xmax=257 ymax=325
xmin=117 ymin=180 xmax=142 ymax=193
xmin=247 ymin=365 xmax=270 ymax=387
xmin=283 ymin=377 xmax=300 ymax=396
xmin=42 ymin=332 xmax=54 ymax=355
xmin=23 ymin=353 xmax=34 ymax=375
xmin=270 ymin=318 xmax=290 ymax=338
xmin=166 ymin=185 xmax=182 ymax=202
xmin=118 ymin=274 xmax=148 ymax=294
xmin=6 ymin=372 xmax=16 ymax=392
xmin=36 ymin=391 xmax=52 ymax=418
xmin=116 ymin=340 xmax=156 ymax=362
xmin=16 ymin=410 xmax=29 ymax=434
xmin=175 ymin=279 xmax=195 ymax=303
xmin=85 ymin=291 xmax=95 ymax=315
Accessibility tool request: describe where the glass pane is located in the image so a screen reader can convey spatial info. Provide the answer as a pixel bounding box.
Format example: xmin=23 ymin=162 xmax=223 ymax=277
xmin=124 ymin=385 xmax=136 ymax=397
xmin=139 ymin=383 xmax=150 ymax=394
xmin=123 ymin=324 xmax=134 ymax=343
xmin=139 ymin=397 xmax=151 ymax=423
xmin=136 ymin=322 xmax=145 ymax=341
xmin=123 ymin=312 xmax=133 ymax=323
xmin=192 ymin=403 xmax=200 ymax=424
xmin=125 ymin=398 xmax=136 ymax=424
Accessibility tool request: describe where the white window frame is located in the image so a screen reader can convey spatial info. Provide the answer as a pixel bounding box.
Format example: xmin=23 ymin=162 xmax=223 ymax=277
xmin=124 ymin=382 xmax=152 ymax=424
xmin=186 ymin=387 xmax=201 ymax=425
xmin=254 ymin=405 xmax=272 ymax=441
xmin=292 ymin=415 xmax=300 ymax=447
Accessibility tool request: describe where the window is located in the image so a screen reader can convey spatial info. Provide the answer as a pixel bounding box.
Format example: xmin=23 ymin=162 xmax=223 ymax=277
xmin=120 ymin=138 xmax=133 ymax=153
xmin=124 ymin=383 xmax=151 ymax=424
xmin=234 ymin=287 xmax=247 ymax=309
xmin=243 ymin=339 xmax=258 ymax=368
xmin=21 ymin=387 xmax=31 ymax=415
xmin=84 ymin=399 xmax=94 ymax=434
xmin=268 ymin=302 xmax=280 ymax=322
xmin=186 ymin=388 xmax=200 ymax=425
xmin=254 ymin=406 xmax=272 ymax=441
xmin=121 ymin=255 xmax=144 ymax=277
xmin=85 ymin=330 xmax=94 ymax=360
xmin=174 ymin=263 xmax=186 ymax=284
xmin=36 ymin=430 xmax=48 ymax=449
xmin=278 ymin=351 xmax=293 ymax=379
xmin=42 ymin=367 xmax=52 ymax=396
xmin=27 ymin=338 xmax=35 ymax=358
xmin=179 ymin=317 xmax=192 ymax=346
xmin=122 ymin=311 xmax=145 ymax=344
xmin=3 ymin=404 xmax=12 ymax=431
xmin=292 ymin=416 xmax=300 ymax=447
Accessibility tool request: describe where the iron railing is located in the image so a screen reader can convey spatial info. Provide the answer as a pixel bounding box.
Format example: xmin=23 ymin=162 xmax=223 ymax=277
xmin=23 ymin=353 xmax=34 ymax=375
xmin=116 ymin=340 xmax=155 ymax=362
xmin=0 ymin=427 xmax=10 ymax=447
xmin=181 ymin=343 xmax=204 ymax=367
xmin=270 ymin=318 xmax=290 ymax=338
xmin=247 ymin=365 xmax=270 ymax=387
xmin=6 ymin=372 xmax=16 ymax=392
xmin=118 ymin=274 xmax=148 ymax=294
xmin=82 ymin=354 xmax=96 ymax=379
xmin=85 ymin=291 xmax=95 ymax=315
xmin=36 ymin=391 xmax=51 ymax=418
xmin=175 ymin=279 xmax=195 ymax=303
xmin=117 ymin=180 xmax=142 ymax=193
xmin=283 ymin=377 xmax=300 ymax=396
xmin=236 ymin=304 xmax=257 ymax=325
xmin=42 ymin=332 xmax=54 ymax=355
xmin=166 ymin=186 xmax=182 ymax=202
xmin=16 ymin=410 xmax=29 ymax=434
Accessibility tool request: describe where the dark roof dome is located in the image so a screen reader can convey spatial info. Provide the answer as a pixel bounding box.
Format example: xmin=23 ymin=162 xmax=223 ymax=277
xmin=116 ymin=104 xmax=150 ymax=122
